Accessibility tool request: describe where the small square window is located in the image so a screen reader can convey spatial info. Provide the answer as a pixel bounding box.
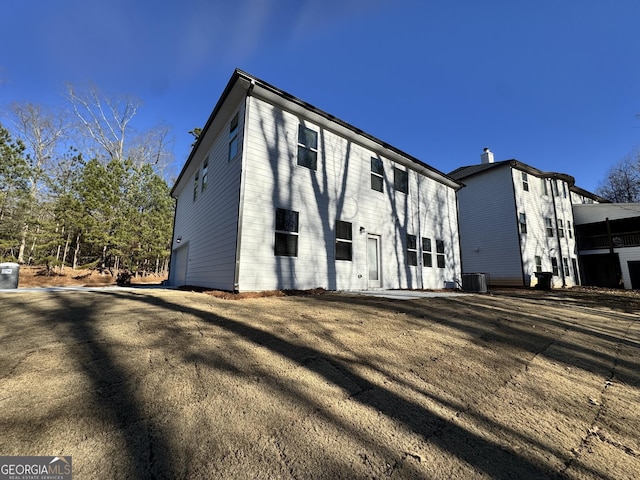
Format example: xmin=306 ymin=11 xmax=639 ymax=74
xmin=394 ymin=167 xmax=408 ymax=194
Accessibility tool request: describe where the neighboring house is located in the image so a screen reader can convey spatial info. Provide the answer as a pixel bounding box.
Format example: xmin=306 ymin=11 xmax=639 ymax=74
xmin=169 ymin=69 xmax=463 ymax=292
xmin=573 ymin=203 xmax=640 ymax=289
xmin=449 ymin=149 xmax=605 ymax=288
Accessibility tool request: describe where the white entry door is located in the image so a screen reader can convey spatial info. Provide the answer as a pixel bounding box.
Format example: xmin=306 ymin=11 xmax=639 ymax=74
xmin=367 ymin=235 xmax=381 ymax=288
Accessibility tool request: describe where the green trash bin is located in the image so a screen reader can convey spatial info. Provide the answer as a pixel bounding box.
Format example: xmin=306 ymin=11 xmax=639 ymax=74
xmin=0 ymin=262 xmax=20 ymax=289
xmin=535 ymin=271 xmax=553 ymax=290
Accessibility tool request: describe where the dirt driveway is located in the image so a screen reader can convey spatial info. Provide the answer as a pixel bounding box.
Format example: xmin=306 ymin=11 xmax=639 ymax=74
xmin=0 ymin=288 xmax=638 ymax=479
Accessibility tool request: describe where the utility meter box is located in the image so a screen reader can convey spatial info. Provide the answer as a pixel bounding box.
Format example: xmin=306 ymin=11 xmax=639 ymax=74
xmin=0 ymin=262 xmax=20 ymax=289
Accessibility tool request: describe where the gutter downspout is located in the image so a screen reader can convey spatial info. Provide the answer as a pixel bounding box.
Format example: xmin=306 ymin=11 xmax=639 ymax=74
xmin=233 ymin=80 xmax=255 ymax=292
xmin=550 ymin=179 xmax=567 ymax=287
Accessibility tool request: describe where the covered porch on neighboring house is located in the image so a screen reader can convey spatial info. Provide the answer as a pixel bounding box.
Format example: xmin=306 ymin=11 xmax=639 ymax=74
xmin=574 ymin=209 xmax=640 ymax=290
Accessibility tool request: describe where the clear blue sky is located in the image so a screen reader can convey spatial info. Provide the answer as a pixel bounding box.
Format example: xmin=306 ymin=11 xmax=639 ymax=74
xmin=2 ymin=0 xmax=639 ymax=192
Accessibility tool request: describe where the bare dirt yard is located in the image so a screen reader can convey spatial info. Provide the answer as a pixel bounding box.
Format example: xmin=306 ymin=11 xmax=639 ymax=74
xmin=0 ymin=286 xmax=638 ymax=479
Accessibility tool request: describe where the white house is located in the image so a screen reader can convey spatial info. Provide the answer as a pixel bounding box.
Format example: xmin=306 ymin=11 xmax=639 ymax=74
xmin=169 ymin=70 xmax=463 ymax=292
xmin=573 ymin=203 xmax=640 ymax=289
xmin=449 ymin=149 xmax=605 ymax=288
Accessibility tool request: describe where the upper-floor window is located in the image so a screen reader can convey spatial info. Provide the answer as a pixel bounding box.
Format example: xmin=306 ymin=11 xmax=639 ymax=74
xmin=436 ymin=240 xmax=445 ymax=268
xmin=562 ymin=182 xmax=567 ymax=198
xmin=335 ymin=220 xmax=353 ymax=261
xmin=519 ymin=213 xmax=527 ymax=234
xmin=422 ymin=237 xmax=433 ymax=268
xmin=201 ymin=156 xmax=209 ymax=192
xmin=229 ymin=113 xmax=239 ymax=161
xmin=568 ymin=220 xmax=573 ymax=239
xmin=521 ymin=172 xmax=529 ymax=191
xmin=558 ymin=219 xmax=565 ymax=238
xmin=535 ymin=256 xmax=542 ymax=273
xmin=371 ymin=157 xmax=384 ymax=192
xmin=553 ymin=179 xmax=560 ymax=196
xmin=193 ymin=170 xmax=199 ymax=202
xmin=542 ymin=178 xmax=549 ymax=195
xmin=406 ymin=234 xmax=417 ymax=266
xmin=394 ymin=167 xmax=408 ymax=194
xmin=297 ymin=124 xmax=318 ymax=170
xmin=563 ymin=257 xmax=570 ymax=276
xmin=545 ymin=217 xmax=554 ymax=237
xmin=275 ymin=208 xmax=299 ymax=257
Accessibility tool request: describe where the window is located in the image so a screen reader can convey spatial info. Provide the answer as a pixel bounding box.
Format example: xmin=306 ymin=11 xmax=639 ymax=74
xmin=521 ymin=172 xmax=529 ymax=191
xmin=229 ymin=113 xmax=239 ymax=161
xmin=193 ymin=170 xmax=199 ymax=201
xmin=407 ymin=234 xmax=417 ymax=266
xmin=553 ymin=179 xmax=560 ymax=196
xmin=519 ymin=213 xmax=527 ymax=234
xmin=535 ymin=256 xmax=542 ymax=273
xmin=551 ymin=257 xmax=559 ymax=276
xmin=545 ymin=217 xmax=554 ymax=237
xmin=563 ymin=257 xmax=570 ymax=277
xmin=335 ymin=221 xmax=352 ymax=261
xmin=562 ymin=182 xmax=567 ymax=198
xmin=436 ymin=239 xmax=445 ymax=268
xmin=558 ymin=219 xmax=565 ymax=238
xmin=201 ymin=156 xmax=209 ymax=192
xmin=568 ymin=220 xmax=573 ymax=239
xmin=370 ymin=157 xmax=384 ymax=192
xmin=422 ymin=237 xmax=432 ymax=267
xmin=394 ymin=167 xmax=408 ymax=194
xmin=542 ymin=178 xmax=549 ymax=195
xmin=297 ymin=124 xmax=318 ymax=170
xmin=275 ymin=208 xmax=299 ymax=257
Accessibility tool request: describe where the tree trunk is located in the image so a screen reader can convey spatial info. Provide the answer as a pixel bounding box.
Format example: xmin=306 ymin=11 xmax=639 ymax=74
xmin=73 ymin=234 xmax=80 ymax=270
xmin=17 ymin=224 xmax=28 ymax=263
xmin=61 ymin=232 xmax=71 ymax=273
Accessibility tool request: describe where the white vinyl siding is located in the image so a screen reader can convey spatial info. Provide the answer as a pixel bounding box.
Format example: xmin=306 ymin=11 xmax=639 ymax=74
xmin=456 ymin=167 xmax=523 ymax=285
xmin=170 ymin=98 xmax=246 ymax=290
xmin=236 ymin=96 xmax=461 ymax=291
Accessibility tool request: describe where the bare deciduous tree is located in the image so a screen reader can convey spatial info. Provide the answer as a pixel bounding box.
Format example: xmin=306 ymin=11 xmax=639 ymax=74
xmin=596 ymin=150 xmax=640 ymax=203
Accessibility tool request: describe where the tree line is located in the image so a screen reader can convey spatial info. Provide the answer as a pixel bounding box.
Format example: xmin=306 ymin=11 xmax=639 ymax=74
xmin=0 ymin=85 xmax=175 ymax=277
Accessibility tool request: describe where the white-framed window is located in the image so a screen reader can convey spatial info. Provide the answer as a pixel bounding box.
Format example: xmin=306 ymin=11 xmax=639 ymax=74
xmin=407 ymin=234 xmax=417 ymax=266
xmin=201 ymin=156 xmax=209 ymax=192
xmin=542 ymin=178 xmax=549 ymax=195
xmin=371 ymin=157 xmax=384 ymax=192
xmin=275 ymin=208 xmax=299 ymax=257
xmin=297 ymin=124 xmax=318 ymax=170
xmin=335 ymin=221 xmax=352 ymax=261
xmin=519 ymin=213 xmax=527 ymax=234
xmin=546 ymin=217 xmax=554 ymax=237
xmin=551 ymin=257 xmax=559 ymax=276
xmin=521 ymin=172 xmax=529 ymax=191
xmin=229 ymin=113 xmax=239 ymax=161
xmin=562 ymin=182 xmax=568 ymax=198
xmin=563 ymin=257 xmax=570 ymax=276
xmin=193 ymin=170 xmax=199 ymax=202
xmin=568 ymin=220 xmax=573 ymax=239
xmin=394 ymin=167 xmax=408 ymax=194
xmin=558 ymin=219 xmax=565 ymax=238
xmin=422 ymin=237 xmax=432 ymax=268
xmin=436 ymin=239 xmax=445 ymax=268
xmin=535 ymin=256 xmax=542 ymax=273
